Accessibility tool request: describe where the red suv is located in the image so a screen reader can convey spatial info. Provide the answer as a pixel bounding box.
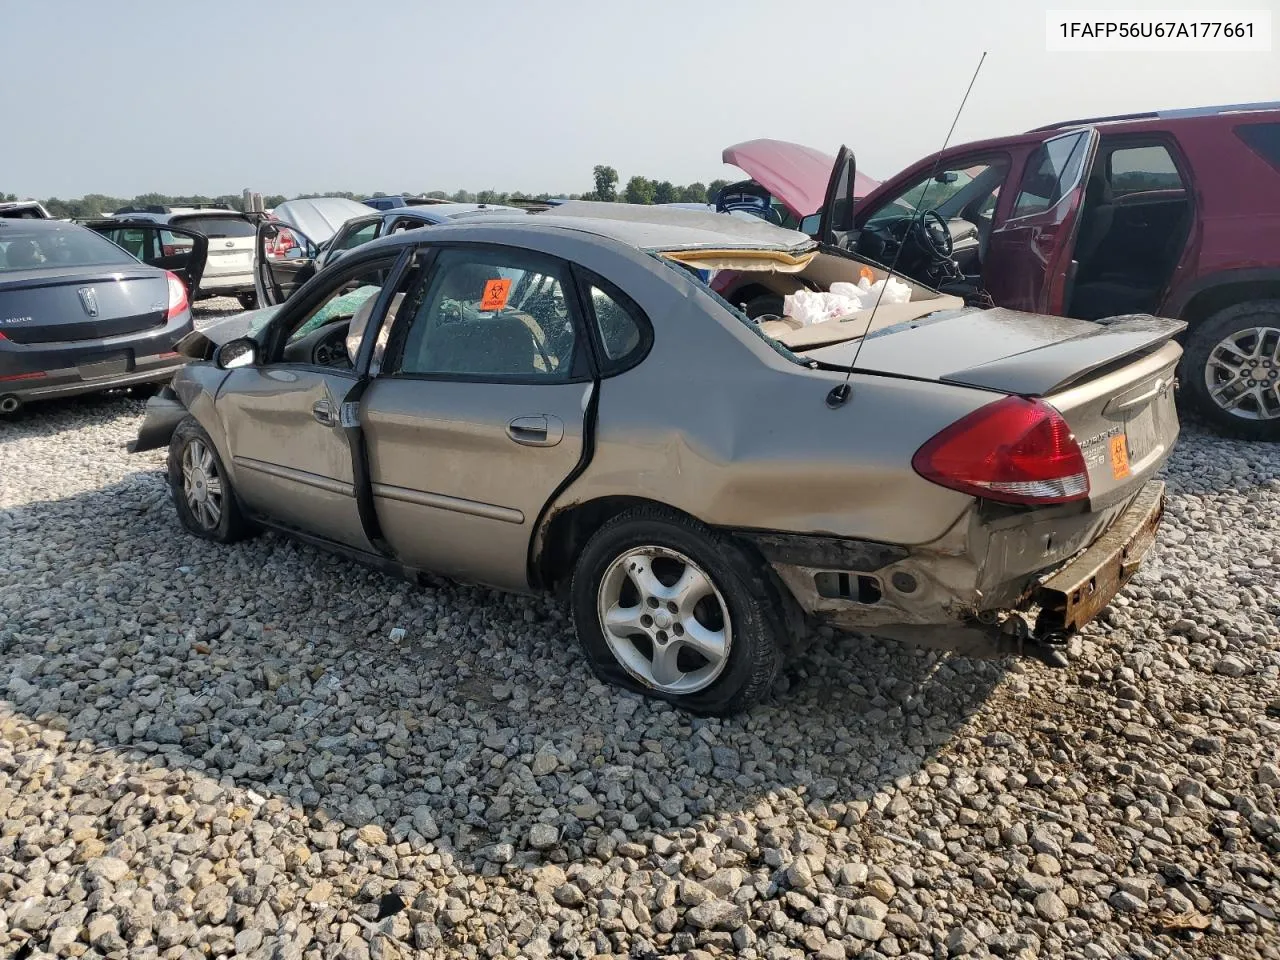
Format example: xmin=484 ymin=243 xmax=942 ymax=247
xmin=717 ymin=102 xmax=1280 ymax=439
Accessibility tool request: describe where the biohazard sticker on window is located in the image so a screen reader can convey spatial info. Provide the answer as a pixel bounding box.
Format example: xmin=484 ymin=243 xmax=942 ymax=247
xmin=481 ymin=278 xmax=512 ymax=311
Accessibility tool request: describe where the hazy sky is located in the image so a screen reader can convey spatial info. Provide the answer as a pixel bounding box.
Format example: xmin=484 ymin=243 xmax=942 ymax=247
xmin=4 ymin=0 xmax=1276 ymax=199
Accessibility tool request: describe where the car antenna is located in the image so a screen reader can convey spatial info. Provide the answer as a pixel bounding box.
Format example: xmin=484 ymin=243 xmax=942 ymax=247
xmin=826 ymin=50 xmax=988 ymax=409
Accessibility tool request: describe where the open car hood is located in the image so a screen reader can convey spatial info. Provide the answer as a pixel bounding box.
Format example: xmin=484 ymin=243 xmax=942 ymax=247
xmin=722 ymin=139 xmax=880 ymax=217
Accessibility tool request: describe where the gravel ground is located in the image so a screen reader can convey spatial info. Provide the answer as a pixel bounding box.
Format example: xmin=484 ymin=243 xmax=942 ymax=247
xmin=2 ymin=310 xmax=1279 ymax=959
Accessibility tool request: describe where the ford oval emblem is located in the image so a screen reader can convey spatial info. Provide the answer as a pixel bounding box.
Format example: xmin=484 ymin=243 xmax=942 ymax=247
xmin=77 ymin=287 xmax=99 ymax=317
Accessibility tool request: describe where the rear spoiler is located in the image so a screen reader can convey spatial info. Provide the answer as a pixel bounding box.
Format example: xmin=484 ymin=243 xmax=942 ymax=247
xmin=941 ymin=313 xmax=1187 ymax=396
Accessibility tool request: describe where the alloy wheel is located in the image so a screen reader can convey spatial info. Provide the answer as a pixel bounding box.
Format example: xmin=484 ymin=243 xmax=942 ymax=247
xmin=1204 ymin=325 xmax=1280 ymax=421
xmin=182 ymin=438 xmax=223 ymax=530
xmin=596 ymin=546 xmax=732 ymax=694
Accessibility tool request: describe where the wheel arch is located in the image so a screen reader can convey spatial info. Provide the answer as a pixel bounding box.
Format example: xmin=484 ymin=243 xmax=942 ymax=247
xmin=533 ymin=494 xmax=688 ymax=593
xmin=532 ymin=494 xmax=810 ymax=649
xmin=1169 ymin=269 xmax=1280 ymax=327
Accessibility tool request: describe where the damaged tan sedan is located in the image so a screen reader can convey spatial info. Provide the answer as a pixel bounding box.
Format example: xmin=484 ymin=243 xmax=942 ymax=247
xmin=132 ymin=205 xmax=1181 ymax=715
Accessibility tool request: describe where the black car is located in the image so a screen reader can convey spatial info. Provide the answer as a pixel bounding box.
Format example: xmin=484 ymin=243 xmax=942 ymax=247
xmin=0 ymin=219 xmax=206 ymax=414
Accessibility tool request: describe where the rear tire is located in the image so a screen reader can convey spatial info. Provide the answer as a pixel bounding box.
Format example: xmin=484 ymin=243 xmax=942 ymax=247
xmin=167 ymin=416 xmax=254 ymax=543
xmin=570 ymin=507 xmax=783 ymax=716
xmin=1181 ymin=300 xmax=1280 ymax=440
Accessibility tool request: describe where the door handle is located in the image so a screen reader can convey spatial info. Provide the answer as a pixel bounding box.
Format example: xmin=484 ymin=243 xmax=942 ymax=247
xmin=507 ymin=414 xmax=564 ymax=447
xmin=313 ymin=399 xmax=335 ymax=425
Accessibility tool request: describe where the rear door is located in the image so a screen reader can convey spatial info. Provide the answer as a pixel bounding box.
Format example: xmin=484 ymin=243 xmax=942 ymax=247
xmin=83 ymin=221 xmax=208 ymax=297
xmin=256 ymin=221 xmax=319 ymax=306
xmin=983 ymin=129 xmax=1098 ymax=313
xmin=816 ymin=146 xmax=857 ymax=247
xmin=360 ymin=244 xmax=593 ymax=593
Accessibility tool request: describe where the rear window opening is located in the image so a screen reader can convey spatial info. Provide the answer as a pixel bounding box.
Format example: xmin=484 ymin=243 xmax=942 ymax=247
xmin=171 ymin=215 xmax=256 ymax=238
xmin=663 ymin=248 xmax=962 ymax=358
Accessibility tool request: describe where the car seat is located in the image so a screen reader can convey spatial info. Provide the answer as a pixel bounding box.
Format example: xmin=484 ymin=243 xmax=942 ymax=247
xmin=1072 ymin=174 xmax=1116 ymax=272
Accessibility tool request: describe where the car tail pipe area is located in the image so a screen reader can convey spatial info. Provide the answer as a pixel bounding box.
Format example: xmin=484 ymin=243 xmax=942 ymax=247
xmin=0 ymin=395 xmax=22 ymax=415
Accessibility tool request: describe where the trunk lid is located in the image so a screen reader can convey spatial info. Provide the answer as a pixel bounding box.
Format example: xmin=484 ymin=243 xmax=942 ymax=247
xmin=803 ymin=307 xmax=1185 ymax=507
xmin=0 ymin=269 xmax=169 ymax=343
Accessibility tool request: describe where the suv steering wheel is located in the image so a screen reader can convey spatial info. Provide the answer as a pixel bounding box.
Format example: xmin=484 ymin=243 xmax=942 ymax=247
xmin=913 ymin=210 xmax=954 ymax=260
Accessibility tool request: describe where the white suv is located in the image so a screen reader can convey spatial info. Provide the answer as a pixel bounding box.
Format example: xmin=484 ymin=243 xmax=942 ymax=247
xmin=113 ymin=207 xmax=258 ymax=307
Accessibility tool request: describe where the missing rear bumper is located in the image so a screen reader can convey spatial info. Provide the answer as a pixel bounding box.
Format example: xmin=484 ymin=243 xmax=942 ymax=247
xmin=1032 ymin=480 xmax=1164 ymax=635
xmin=767 ymin=480 xmax=1166 ymax=666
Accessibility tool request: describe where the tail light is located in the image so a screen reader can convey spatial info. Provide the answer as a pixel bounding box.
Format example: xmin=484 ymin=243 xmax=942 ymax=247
xmin=912 ymin=396 xmax=1089 ymax=506
xmin=165 ymin=271 xmax=189 ymax=319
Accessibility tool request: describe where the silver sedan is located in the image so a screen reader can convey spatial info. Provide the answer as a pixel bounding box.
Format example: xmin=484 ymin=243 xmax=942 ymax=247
xmin=133 ymin=206 xmax=1183 ymax=715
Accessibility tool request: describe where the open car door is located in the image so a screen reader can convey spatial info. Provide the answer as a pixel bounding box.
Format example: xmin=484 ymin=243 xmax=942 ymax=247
xmin=320 ymin=214 xmax=384 ymax=270
xmin=256 ymin=221 xmax=319 ymax=306
xmin=982 ymin=128 xmax=1099 ymax=314
xmin=83 ymin=220 xmax=208 ymax=299
xmin=815 ymin=146 xmax=857 ymax=247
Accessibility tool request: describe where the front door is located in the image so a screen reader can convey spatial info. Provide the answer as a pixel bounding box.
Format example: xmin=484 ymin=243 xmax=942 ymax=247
xmin=361 ymin=244 xmax=591 ymax=592
xmin=219 ymin=255 xmax=399 ymax=551
xmin=256 ymin=221 xmax=320 ymax=306
xmin=84 ymin=221 xmax=208 ymax=298
xmin=983 ymin=129 xmax=1098 ymax=313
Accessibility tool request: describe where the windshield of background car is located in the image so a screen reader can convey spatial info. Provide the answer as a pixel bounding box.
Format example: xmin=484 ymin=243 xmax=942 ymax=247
xmin=171 ymin=215 xmax=256 ymax=238
xmin=0 ymin=224 xmax=137 ymax=272
xmin=862 ymin=162 xmax=1004 ymax=227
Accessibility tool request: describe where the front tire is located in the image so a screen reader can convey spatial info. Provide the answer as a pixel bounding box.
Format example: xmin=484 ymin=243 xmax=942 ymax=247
xmin=167 ymin=416 xmax=254 ymax=543
xmin=570 ymin=507 xmax=782 ymax=716
xmin=237 ymin=292 xmax=259 ymax=310
xmin=1181 ymin=300 xmax=1280 ymax=440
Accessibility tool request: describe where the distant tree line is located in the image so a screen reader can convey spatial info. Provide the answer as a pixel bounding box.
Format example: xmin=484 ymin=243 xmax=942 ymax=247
xmin=3 ymin=167 xmax=734 ymax=219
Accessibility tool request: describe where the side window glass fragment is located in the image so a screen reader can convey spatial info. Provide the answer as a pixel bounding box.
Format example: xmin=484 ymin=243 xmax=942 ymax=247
xmin=589 ymin=284 xmax=645 ymax=366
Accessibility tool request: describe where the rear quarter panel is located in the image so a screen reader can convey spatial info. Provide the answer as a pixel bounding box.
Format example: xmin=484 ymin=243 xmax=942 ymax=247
xmin=537 ymin=247 xmax=992 ymax=547
xmin=1163 ymin=115 xmax=1280 ymax=310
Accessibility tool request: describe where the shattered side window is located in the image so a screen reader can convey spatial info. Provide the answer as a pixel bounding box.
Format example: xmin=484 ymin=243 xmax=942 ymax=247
xmin=288 ymin=284 xmax=383 ymax=344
